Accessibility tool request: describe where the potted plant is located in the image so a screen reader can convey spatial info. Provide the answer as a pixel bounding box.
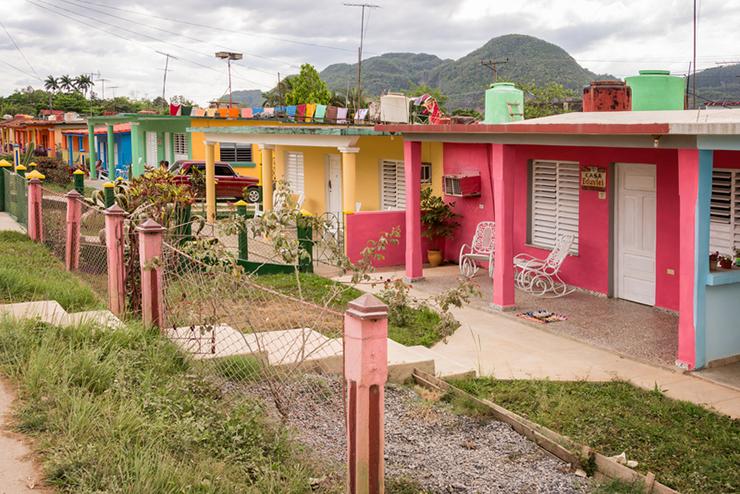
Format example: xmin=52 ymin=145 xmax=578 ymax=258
xmin=718 ymin=255 xmax=734 ymax=270
xmin=420 ymin=187 xmax=460 ymax=267
xmin=710 ymin=251 xmax=719 ymax=271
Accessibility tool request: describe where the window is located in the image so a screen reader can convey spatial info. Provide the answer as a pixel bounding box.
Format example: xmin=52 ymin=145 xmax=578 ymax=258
xmin=173 ymin=133 xmax=187 ymax=156
xmin=710 ymin=169 xmax=740 ymax=256
xmin=286 ymin=151 xmax=305 ymax=195
xmin=529 ymin=160 xmax=580 ymax=253
xmin=443 ymin=176 xmax=461 ymax=196
xmin=421 ymin=162 xmax=432 ymax=184
xmin=215 ymin=164 xmax=235 ymax=176
xmin=219 ymin=142 xmax=252 ymax=162
xmin=381 ymin=160 xmax=406 ymax=210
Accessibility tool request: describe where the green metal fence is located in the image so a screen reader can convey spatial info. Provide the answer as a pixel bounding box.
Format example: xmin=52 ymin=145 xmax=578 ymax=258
xmin=1 ymin=168 xmax=27 ymax=227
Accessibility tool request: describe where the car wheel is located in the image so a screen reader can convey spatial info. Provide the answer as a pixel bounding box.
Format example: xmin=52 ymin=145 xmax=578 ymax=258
xmin=246 ymin=187 xmax=261 ymax=203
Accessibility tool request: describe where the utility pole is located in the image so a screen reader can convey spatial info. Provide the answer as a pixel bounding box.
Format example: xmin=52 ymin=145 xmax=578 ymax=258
xmin=481 ymin=58 xmax=509 ymax=83
xmin=109 ymin=86 xmax=119 ymax=98
xmin=692 ymin=0 xmax=697 ymax=109
xmin=156 ymin=51 xmax=177 ymax=111
xmin=215 ymin=51 xmax=243 ymax=109
xmin=98 ymin=78 xmax=109 ymax=100
xmin=344 ymin=3 xmax=380 ymax=111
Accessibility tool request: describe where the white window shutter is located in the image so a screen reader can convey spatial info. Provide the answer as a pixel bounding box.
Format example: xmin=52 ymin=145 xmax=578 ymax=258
xmin=531 ymin=160 xmax=580 ymax=253
xmin=710 ymin=169 xmax=740 ymax=256
xmin=381 ymin=160 xmax=405 ymax=210
xmin=286 ymin=152 xmax=305 ymax=196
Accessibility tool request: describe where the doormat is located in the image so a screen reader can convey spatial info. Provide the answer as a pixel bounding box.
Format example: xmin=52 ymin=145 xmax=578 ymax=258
xmin=517 ymin=310 xmax=568 ymax=324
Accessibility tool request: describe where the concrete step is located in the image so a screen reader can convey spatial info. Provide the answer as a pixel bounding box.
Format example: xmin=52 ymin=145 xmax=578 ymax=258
xmin=387 ymin=339 xmax=436 ymax=383
xmin=408 ymin=345 xmax=478 ymax=380
xmin=66 ymin=310 xmax=124 ymax=329
xmin=0 ymin=301 xmax=123 ymax=329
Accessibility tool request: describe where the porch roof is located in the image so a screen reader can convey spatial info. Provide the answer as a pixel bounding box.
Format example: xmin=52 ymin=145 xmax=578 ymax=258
xmin=376 ymin=109 xmax=740 ymax=150
xmin=189 ymin=125 xmax=387 ymax=149
xmin=189 ymin=125 xmax=386 ymax=136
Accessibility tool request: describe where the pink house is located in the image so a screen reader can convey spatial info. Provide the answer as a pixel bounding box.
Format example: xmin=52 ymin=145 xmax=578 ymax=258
xmin=350 ymin=110 xmax=740 ymax=371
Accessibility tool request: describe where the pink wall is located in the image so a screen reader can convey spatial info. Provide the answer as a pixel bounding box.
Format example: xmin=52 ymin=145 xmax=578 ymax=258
xmin=345 ymin=211 xmax=433 ymax=268
xmin=442 ymin=143 xmax=495 ymax=262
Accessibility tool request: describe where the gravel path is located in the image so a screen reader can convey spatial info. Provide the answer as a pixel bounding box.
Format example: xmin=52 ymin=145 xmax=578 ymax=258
xmin=240 ymin=376 xmax=590 ymax=494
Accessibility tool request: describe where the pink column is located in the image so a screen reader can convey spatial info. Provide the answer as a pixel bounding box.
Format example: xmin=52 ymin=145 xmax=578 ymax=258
xmin=677 ymin=149 xmax=699 ymax=369
xmin=65 ymin=190 xmax=82 ymax=271
xmin=104 ymin=204 xmax=127 ymax=316
xmin=404 ymin=140 xmax=423 ymax=281
xmin=344 ymin=294 xmax=388 ymax=494
xmin=27 ymin=177 xmax=43 ymax=242
xmin=137 ymin=218 xmax=165 ymax=328
xmin=491 ymin=144 xmax=516 ymax=309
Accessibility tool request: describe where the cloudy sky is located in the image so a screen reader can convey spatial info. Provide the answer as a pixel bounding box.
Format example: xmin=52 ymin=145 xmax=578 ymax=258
xmin=0 ymin=0 xmax=737 ymax=105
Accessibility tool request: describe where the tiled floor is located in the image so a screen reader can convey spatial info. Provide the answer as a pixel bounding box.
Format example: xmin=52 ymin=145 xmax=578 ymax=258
xmin=695 ymin=361 xmax=740 ymax=390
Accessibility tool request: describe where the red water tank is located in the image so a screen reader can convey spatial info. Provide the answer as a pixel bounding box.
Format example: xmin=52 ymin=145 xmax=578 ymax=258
xmin=583 ymin=80 xmax=632 ymax=112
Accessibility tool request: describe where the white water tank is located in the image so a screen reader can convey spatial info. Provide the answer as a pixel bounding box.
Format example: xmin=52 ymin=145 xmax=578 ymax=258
xmin=380 ymin=93 xmax=410 ymax=123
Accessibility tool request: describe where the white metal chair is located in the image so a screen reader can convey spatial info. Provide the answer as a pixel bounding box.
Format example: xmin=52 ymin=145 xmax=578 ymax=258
xmin=513 ymin=233 xmax=575 ymax=297
xmin=459 ymin=221 xmax=495 ymax=278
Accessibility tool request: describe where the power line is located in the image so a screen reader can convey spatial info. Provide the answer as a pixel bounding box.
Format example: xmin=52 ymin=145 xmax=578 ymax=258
xmin=156 ymin=51 xmax=177 ymax=108
xmin=0 ymin=58 xmax=43 ymax=82
xmin=0 ymin=20 xmax=40 ymax=79
xmin=344 ymin=3 xmax=380 ymax=109
xmin=62 ymin=0 xmax=360 ymax=54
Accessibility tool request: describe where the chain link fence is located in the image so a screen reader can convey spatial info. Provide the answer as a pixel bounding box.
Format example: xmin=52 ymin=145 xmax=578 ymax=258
xmin=40 ymin=187 xmax=67 ymax=260
xmin=77 ymin=199 xmax=109 ymax=299
xmin=2 ymin=168 xmax=27 ymax=227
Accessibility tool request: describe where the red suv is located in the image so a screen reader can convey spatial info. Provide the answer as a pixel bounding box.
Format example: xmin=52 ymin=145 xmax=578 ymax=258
xmin=169 ymin=160 xmax=261 ymax=203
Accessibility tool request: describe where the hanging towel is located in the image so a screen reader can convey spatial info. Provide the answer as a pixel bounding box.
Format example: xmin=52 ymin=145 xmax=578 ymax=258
xmin=286 ymin=105 xmax=297 ymax=119
xmin=356 ymin=108 xmax=369 ymax=123
xmin=241 ymin=107 xmax=253 ymax=119
xmin=305 ymin=103 xmax=317 ymax=122
xmin=169 ymin=103 xmax=181 ymax=116
xmin=180 ymin=106 xmax=192 ymax=116
xmin=191 ymin=107 xmax=205 ymax=117
xmin=296 ymin=104 xmax=307 ymax=122
xmin=262 ymin=107 xmax=275 ymax=117
xmin=314 ymin=104 xmax=327 ymax=123
xmin=252 ymin=107 xmax=264 ymax=116
xmin=326 ymin=105 xmax=338 ymax=123
xmin=218 ymin=108 xmax=229 ymax=118
xmin=206 ymin=108 xmax=217 ymax=117
xmin=336 ymin=107 xmax=348 ymax=124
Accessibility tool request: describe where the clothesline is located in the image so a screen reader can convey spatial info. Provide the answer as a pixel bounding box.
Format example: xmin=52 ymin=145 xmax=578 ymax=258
xmin=168 ymin=102 xmax=378 ymax=124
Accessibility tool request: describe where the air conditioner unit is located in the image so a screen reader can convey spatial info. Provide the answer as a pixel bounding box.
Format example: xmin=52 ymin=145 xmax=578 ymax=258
xmin=380 ymin=92 xmax=410 ymax=123
xmin=443 ymin=174 xmax=481 ymax=197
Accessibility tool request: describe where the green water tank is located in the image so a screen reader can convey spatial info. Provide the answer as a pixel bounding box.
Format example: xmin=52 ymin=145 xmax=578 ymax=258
xmin=484 ymin=82 xmax=524 ymax=124
xmin=625 ymin=70 xmax=686 ymax=111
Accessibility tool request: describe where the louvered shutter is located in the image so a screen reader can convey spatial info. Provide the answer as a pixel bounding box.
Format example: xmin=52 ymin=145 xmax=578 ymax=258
xmin=710 ymin=169 xmax=740 ymax=256
xmin=286 ymin=152 xmax=305 ymax=195
xmin=531 ymin=160 xmax=580 ymax=253
xmin=381 ymin=160 xmax=406 ymax=209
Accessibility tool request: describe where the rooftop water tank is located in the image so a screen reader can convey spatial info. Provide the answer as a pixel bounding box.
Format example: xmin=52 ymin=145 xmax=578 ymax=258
xmin=484 ymin=82 xmax=524 ymax=124
xmin=583 ymin=80 xmax=631 ymax=112
xmin=625 ymin=70 xmax=685 ymax=111
xmin=380 ymin=92 xmax=411 ymax=123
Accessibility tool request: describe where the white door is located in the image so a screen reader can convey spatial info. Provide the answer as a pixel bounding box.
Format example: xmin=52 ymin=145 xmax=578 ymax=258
xmin=615 ymin=163 xmax=657 ymax=306
xmin=164 ymin=133 xmax=172 ymax=163
xmin=325 ymin=154 xmax=342 ymax=214
xmin=145 ymin=132 xmax=158 ymax=166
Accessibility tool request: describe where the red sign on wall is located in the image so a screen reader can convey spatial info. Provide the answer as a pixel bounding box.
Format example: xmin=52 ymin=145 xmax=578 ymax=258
xmin=581 ymin=166 xmax=607 ymax=191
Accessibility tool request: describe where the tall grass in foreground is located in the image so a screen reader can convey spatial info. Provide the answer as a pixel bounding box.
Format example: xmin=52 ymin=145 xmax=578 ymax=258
xmin=0 ymin=231 xmax=102 ymax=311
xmin=0 ymin=317 xmax=327 ymax=493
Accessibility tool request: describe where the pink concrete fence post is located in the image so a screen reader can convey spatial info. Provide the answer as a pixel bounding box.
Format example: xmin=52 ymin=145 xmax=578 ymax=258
xmin=137 ymin=219 xmax=165 ymax=328
xmin=104 ymin=204 xmax=127 ymax=316
xmin=26 ymin=175 xmax=43 ymax=242
xmin=64 ymin=190 xmax=82 ymax=271
xmin=344 ymin=294 xmax=388 ymax=494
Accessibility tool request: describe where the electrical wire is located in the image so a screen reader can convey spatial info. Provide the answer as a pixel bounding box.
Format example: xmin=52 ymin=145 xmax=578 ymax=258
xmin=61 ymin=0 xmax=361 ymax=54
xmin=0 ymin=20 xmax=41 ymax=79
xmin=0 ymin=58 xmax=43 ymax=82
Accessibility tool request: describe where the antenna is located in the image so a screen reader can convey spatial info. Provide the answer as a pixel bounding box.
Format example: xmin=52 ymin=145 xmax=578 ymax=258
xmin=156 ymin=51 xmax=178 ymax=110
xmin=481 ymin=58 xmax=509 ymax=83
xmin=97 ymin=77 xmax=109 ymax=99
xmin=343 ymin=3 xmax=380 ymax=111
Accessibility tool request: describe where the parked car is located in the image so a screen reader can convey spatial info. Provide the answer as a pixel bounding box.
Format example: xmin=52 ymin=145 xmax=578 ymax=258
xmin=169 ymin=160 xmax=260 ymax=203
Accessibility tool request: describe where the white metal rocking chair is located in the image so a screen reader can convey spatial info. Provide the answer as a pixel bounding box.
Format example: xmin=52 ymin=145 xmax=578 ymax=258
xmin=459 ymin=221 xmax=495 ymax=278
xmin=513 ymin=233 xmax=575 ymax=297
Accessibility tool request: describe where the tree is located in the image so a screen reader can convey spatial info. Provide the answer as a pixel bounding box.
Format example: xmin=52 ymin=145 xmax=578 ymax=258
xmin=284 ymin=64 xmax=331 ymax=105
xmin=406 ymin=84 xmax=448 ymax=113
xmin=43 ymin=76 xmax=59 ymax=93
xmin=75 ymin=74 xmax=94 ymax=98
xmin=519 ymin=82 xmax=577 ymax=119
xmin=262 ymin=77 xmax=293 ymax=107
xmin=59 ymin=75 xmax=77 ymax=93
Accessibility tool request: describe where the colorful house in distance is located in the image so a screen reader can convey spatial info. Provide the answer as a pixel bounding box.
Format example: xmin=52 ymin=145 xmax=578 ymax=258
xmin=85 ymin=114 xmax=192 ymax=179
xmin=61 ymin=123 xmax=131 ymax=174
xmin=0 ymin=112 xmax=88 ymax=159
xmin=189 ymin=124 xmax=443 ymax=222
xmin=374 ymin=109 xmax=740 ymax=371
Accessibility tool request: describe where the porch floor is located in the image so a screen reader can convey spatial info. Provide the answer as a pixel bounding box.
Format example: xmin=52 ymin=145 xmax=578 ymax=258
xmin=391 ymin=265 xmax=678 ymax=368
xmin=695 ymin=361 xmax=740 ymax=391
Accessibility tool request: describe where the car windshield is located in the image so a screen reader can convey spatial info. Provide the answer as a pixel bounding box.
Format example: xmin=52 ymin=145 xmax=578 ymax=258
xmin=168 ymin=161 xmax=184 ymax=173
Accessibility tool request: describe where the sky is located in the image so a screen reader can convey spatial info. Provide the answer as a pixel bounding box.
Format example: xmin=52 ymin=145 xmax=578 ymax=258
xmin=0 ymin=0 xmax=737 ymax=106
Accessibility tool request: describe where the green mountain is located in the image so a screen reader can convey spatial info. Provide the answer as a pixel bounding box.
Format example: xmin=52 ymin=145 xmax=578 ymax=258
xmin=223 ymin=89 xmax=264 ymax=107
xmin=320 ymin=34 xmax=603 ymax=110
xmin=690 ymin=64 xmax=740 ymax=103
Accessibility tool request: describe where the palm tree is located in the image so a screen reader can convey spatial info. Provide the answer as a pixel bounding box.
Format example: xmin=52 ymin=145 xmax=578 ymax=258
xmin=59 ymin=74 xmax=76 ymax=93
xmin=75 ymin=74 xmax=94 ymax=98
xmin=43 ymin=75 xmax=59 ymax=111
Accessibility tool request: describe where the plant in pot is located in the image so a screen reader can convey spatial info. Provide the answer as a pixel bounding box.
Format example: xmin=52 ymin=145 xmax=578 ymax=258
xmin=709 ymin=251 xmax=719 ymax=271
xmin=420 ymin=187 xmax=460 ymax=267
xmin=718 ymin=255 xmax=734 ymax=270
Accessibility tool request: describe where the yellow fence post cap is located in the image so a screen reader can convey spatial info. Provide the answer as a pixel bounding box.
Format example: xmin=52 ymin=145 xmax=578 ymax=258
xmin=0 ymin=159 xmax=12 ymax=167
xmin=15 ymin=164 xmax=27 ymax=171
xmin=233 ymin=200 xmax=248 ymax=207
xmin=103 ymin=181 xmax=115 ymax=188
xmin=29 ymin=162 xmax=38 ymax=168
xmin=26 ymin=170 xmax=45 ymax=180
xmin=73 ymin=169 xmax=85 ymax=175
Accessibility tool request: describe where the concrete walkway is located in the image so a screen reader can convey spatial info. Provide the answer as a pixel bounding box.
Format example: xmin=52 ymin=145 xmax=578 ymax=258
xmin=0 ymin=213 xmax=24 ymax=233
xmin=336 ymin=269 xmax=740 ymax=419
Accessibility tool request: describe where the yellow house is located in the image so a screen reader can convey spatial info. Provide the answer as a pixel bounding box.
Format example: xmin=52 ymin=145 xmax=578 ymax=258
xmin=188 ymin=124 xmax=443 ymax=221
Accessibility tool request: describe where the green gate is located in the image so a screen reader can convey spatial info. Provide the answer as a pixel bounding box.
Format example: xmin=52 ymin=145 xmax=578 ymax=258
xmin=1 ymin=168 xmax=27 ymax=227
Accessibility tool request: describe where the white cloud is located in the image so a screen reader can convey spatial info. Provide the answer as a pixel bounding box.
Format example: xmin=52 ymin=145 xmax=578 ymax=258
xmin=0 ymin=0 xmax=737 ymax=105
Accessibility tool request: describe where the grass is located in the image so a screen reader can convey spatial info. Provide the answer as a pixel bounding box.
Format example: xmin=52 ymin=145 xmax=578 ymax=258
xmin=41 ymin=181 xmax=97 ymax=198
xmin=256 ymin=273 xmax=445 ymax=347
xmin=0 ymin=231 xmax=102 ymax=311
xmin=0 ymin=317 xmax=330 ymax=493
xmin=446 ymin=377 xmax=740 ymax=494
